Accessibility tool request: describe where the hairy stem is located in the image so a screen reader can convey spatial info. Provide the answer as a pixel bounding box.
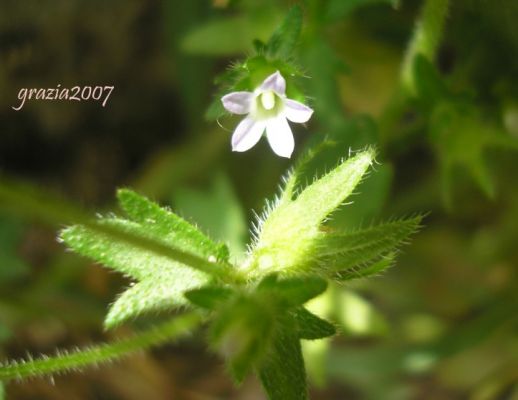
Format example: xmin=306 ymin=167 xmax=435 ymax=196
xmin=0 ymin=312 xmax=203 ymax=382
xmin=401 ymin=0 xmax=450 ymax=95
xmin=0 ymin=177 xmax=241 ymax=283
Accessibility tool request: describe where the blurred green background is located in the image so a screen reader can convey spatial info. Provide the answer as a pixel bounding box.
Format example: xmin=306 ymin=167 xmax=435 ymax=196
xmin=1 ymin=0 xmax=517 ymax=399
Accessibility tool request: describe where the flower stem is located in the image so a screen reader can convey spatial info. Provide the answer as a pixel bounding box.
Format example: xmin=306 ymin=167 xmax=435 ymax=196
xmin=401 ymin=0 xmax=450 ymax=95
xmin=0 ymin=312 xmax=203 ymax=382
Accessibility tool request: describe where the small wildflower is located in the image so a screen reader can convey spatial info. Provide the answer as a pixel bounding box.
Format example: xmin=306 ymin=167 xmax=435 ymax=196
xmin=221 ymin=71 xmax=313 ymax=158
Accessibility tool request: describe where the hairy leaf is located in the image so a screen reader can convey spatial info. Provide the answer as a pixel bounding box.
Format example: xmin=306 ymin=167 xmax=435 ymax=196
xmin=104 ymin=278 xmax=197 ymax=328
xmin=294 ymin=308 xmax=336 ymax=340
xmin=293 ymin=150 xmax=375 ymax=224
xmin=316 ymin=216 xmax=422 ymax=263
xmin=117 ymin=189 xmax=228 ymax=261
xmin=315 ymin=216 xmax=422 ymax=276
xmin=336 ymin=253 xmax=396 ymax=281
xmin=284 ymin=216 xmax=418 ymax=283
xmin=250 ymin=149 xmax=375 ymax=275
xmin=258 ymin=315 xmax=308 ymax=400
xmin=210 ymin=295 xmax=275 ymax=383
xmin=61 ymin=190 xmax=232 ymax=328
xmin=62 ymin=219 xmax=209 ymax=328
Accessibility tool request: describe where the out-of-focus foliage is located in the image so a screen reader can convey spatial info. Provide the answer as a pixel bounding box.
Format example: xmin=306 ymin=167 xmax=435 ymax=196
xmin=1 ymin=0 xmax=518 ymax=398
xmin=0 ymin=214 xmax=28 ymax=283
xmin=173 ymin=173 xmax=247 ymax=262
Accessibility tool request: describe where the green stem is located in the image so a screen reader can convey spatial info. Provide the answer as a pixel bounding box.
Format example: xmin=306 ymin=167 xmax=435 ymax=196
xmin=0 ymin=177 xmax=241 ymax=284
xmin=0 ymin=312 xmax=203 ymax=382
xmin=401 ymin=0 xmax=450 ymax=95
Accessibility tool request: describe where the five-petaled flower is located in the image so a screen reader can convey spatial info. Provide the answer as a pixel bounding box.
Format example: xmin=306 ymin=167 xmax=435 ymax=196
xmin=221 ymin=71 xmax=313 ymax=158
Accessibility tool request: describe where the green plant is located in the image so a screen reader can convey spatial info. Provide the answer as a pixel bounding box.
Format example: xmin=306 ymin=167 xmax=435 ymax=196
xmin=0 ymin=4 xmax=427 ymax=399
xmin=0 ymin=148 xmax=421 ymax=399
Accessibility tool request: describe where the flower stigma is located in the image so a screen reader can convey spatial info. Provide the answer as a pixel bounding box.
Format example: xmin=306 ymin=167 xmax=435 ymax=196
xmin=260 ymin=91 xmax=276 ymax=111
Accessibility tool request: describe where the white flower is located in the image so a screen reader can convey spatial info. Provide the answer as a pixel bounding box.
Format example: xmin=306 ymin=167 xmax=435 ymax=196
xmin=221 ymin=71 xmax=314 ymax=158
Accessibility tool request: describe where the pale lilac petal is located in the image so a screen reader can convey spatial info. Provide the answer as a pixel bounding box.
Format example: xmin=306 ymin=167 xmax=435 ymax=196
xmin=260 ymin=71 xmax=286 ymax=95
xmin=231 ymin=116 xmax=266 ymax=152
xmin=221 ymin=91 xmax=253 ymax=115
xmin=284 ymin=99 xmax=314 ymax=123
xmin=266 ymin=117 xmax=294 ymax=158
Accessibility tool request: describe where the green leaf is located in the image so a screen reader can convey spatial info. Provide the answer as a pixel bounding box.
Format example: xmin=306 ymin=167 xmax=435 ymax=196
xmin=259 ymin=275 xmax=328 ymax=307
xmin=61 ymin=219 xmax=206 ymax=282
xmin=258 ymin=315 xmax=308 ymax=400
xmin=293 ymin=150 xmax=375 ymax=224
xmin=210 ymin=295 xmax=275 ymax=383
xmin=336 ymin=253 xmax=396 ymax=281
xmin=266 ymin=5 xmax=303 ymax=59
xmin=61 ymin=219 xmax=210 ymax=328
xmin=60 ymin=190 xmax=236 ymax=328
xmin=315 ymin=216 xmax=422 ymax=277
xmin=184 ymin=286 xmax=234 ymax=310
xmin=104 ymin=278 xmax=198 ymax=328
xmin=294 ymin=308 xmax=336 ymax=340
xmin=61 ymin=221 xmax=146 ymax=281
xmin=117 ymin=189 xmax=228 ymax=261
xmin=249 ymin=149 xmax=375 ymax=276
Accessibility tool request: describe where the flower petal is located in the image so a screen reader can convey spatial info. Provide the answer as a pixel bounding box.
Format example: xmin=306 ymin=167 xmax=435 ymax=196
xmin=266 ymin=117 xmax=294 ymax=158
xmin=284 ymin=99 xmax=314 ymax=123
xmin=221 ymin=91 xmax=253 ymax=115
xmin=231 ymin=116 xmax=266 ymax=152
xmin=260 ymin=71 xmax=286 ymax=95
